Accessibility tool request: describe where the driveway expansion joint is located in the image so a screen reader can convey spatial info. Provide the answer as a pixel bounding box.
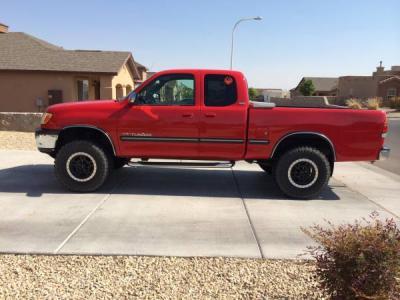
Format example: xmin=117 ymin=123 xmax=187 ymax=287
xmin=53 ymin=176 xmax=126 ymax=254
xmin=231 ymin=168 xmax=264 ymax=259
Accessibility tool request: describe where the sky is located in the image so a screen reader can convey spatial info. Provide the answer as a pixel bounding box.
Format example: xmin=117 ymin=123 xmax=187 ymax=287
xmin=1 ymin=0 xmax=399 ymax=89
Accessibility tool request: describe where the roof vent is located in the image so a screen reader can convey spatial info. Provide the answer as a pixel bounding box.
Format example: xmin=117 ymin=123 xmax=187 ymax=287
xmin=0 ymin=23 xmax=8 ymax=33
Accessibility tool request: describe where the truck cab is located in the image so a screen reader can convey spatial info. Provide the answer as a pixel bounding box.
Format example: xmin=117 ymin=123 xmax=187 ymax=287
xmin=118 ymin=69 xmax=250 ymax=160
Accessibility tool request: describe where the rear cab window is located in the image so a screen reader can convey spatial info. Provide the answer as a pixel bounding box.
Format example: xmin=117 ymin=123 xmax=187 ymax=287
xmin=204 ymin=74 xmax=237 ymax=107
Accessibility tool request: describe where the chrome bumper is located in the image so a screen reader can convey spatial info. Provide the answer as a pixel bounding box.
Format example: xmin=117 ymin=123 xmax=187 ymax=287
xmin=379 ymin=146 xmax=390 ymax=160
xmin=35 ymin=129 xmax=59 ymax=153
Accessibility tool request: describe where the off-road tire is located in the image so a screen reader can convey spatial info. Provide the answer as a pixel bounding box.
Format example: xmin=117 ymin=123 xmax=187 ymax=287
xmin=55 ymin=140 xmax=111 ymax=192
xmin=274 ymin=147 xmax=331 ymax=199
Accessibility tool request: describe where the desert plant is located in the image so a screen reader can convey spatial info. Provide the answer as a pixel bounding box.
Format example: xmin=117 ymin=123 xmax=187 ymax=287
xmin=366 ymin=98 xmax=381 ymax=110
xmin=302 ymin=212 xmax=400 ymax=299
xmin=346 ymin=98 xmax=363 ymax=109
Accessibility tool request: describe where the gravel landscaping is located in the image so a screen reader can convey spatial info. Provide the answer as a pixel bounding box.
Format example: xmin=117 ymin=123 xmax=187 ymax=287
xmin=0 ymin=255 xmax=325 ymax=299
xmin=0 ymin=131 xmax=36 ymax=150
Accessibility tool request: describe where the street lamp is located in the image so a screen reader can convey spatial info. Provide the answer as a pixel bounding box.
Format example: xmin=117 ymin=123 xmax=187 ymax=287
xmin=230 ymin=16 xmax=262 ymax=70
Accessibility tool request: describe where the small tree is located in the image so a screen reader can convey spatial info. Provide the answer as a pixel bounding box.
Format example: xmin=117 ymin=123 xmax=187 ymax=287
xmin=299 ymin=80 xmax=315 ymax=96
xmin=248 ymin=87 xmax=259 ymax=100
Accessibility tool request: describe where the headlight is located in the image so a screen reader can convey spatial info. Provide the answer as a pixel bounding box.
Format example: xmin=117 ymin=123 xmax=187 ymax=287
xmin=41 ymin=113 xmax=53 ymax=125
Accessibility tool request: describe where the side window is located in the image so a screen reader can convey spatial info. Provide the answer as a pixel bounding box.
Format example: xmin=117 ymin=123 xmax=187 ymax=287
xmin=205 ymin=74 xmax=237 ymax=106
xmin=135 ymin=74 xmax=194 ymax=106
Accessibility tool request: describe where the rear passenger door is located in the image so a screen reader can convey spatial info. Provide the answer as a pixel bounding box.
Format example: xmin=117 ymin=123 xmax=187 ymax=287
xmin=199 ymin=73 xmax=247 ymax=160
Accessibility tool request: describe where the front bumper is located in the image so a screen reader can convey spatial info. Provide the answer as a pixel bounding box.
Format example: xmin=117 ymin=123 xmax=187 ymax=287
xmin=35 ymin=128 xmax=60 ymax=153
xmin=379 ymin=146 xmax=390 ymax=161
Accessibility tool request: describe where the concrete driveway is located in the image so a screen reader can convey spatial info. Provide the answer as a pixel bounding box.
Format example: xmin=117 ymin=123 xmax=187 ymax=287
xmin=375 ymin=118 xmax=400 ymax=175
xmin=0 ymin=150 xmax=399 ymax=259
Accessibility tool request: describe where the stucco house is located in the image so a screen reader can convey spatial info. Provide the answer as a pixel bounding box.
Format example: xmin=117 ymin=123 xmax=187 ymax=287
xmin=0 ymin=23 xmax=148 ymax=112
xmin=291 ymin=62 xmax=400 ymax=104
xmin=255 ymin=88 xmax=290 ymax=101
xmin=337 ymin=63 xmax=400 ymax=102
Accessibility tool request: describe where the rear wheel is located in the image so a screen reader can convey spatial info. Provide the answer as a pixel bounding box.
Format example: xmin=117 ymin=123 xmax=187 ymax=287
xmin=274 ymin=147 xmax=330 ymax=199
xmin=55 ymin=140 xmax=111 ymax=192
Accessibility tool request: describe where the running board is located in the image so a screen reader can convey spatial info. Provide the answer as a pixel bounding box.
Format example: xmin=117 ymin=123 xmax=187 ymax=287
xmin=128 ymin=160 xmax=235 ymax=168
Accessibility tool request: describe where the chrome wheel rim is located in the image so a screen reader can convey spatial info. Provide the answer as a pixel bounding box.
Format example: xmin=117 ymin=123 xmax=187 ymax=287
xmin=288 ymin=158 xmax=318 ymax=189
xmin=66 ymin=152 xmax=97 ymax=182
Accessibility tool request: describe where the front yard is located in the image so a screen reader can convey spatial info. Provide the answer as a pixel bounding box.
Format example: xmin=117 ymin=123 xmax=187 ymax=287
xmin=0 ymin=131 xmax=35 ymax=150
xmin=0 ymin=255 xmax=324 ymax=299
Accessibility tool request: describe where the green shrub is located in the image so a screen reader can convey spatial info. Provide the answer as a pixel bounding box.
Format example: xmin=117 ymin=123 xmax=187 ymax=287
xmin=302 ymin=212 xmax=400 ymax=299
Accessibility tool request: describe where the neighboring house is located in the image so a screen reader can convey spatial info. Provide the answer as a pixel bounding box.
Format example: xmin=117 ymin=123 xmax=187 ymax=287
xmin=255 ymin=88 xmax=289 ymax=101
xmin=146 ymin=71 xmax=157 ymax=80
xmin=338 ymin=63 xmax=400 ymax=101
xmin=377 ymin=75 xmax=400 ymax=101
xmin=290 ymin=77 xmax=338 ymax=97
xmin=0 ymin=23 xmax=148 ymax=112
xmin=134 ymin=62 xmax=149 ymax=88
xmin=291 ymin=62 xmax=400 ymax=103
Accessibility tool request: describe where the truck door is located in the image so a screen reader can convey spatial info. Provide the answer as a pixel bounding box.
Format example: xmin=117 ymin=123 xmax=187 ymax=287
xmin=117 ymin=73 xmax=200 ymax=158
xmin=199 ymin=73 xmax=247 ymax=160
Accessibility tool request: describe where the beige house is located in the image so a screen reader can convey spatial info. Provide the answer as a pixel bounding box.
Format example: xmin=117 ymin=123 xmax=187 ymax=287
xmin=338 ymin=63 xmax=400 ymax=102
xmin=0 ymin=23 xmax=148 ymax=112
xmin=291 ymin=62 xmax=400 ymax=104
xmin=255 ymin=88 xmax=290 ymax=101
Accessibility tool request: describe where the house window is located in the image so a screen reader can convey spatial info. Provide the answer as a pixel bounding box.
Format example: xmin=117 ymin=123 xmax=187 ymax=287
xmin=116 ymin=84 xmax=124 ymax=99
xmin=387 ymin=88 xmax=397 ymax=100
xmin=126 ymin=85 xmax=132 ymax=94
xmin=77 ymin=79 xmax=89 ymax=101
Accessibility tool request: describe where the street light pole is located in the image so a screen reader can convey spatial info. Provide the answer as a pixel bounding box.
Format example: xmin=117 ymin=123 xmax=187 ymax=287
xmin=230 ymin=16 xmax=262 ymax=70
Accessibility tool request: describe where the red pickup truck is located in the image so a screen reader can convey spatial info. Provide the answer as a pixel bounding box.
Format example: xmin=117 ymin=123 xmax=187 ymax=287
xmin=36 ymin=69 xmax=390 ymax=198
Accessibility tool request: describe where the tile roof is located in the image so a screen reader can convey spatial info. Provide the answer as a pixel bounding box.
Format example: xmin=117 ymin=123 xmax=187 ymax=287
xmin=0 ymin=32 xmax=141 ymax=76
xmin=134 ymin=61 xmax=147 ymax=70
xmin=303 ymin=77 xmax=338 ymax=92
xmin=379 ymin=76 xmax=400 ymax=84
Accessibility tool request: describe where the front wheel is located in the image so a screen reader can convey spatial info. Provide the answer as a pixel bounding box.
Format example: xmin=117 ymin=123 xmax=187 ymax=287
xmin=55 ymin=141 xmax=111 ymax=192
xmin=274 ymin=147 xmax=331 ymax=199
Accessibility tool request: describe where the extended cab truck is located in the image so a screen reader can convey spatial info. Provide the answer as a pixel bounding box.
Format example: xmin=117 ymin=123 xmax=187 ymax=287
xmin=36 ymin=69 xmax=390 ymax=198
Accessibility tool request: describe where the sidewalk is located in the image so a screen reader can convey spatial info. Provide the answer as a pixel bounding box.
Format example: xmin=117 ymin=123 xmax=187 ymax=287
xmin=382 ymin=108 xmax=400 ymax=119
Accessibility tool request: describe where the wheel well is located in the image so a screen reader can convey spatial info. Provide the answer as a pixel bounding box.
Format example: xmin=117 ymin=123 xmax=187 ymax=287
xmin=55 ymin=127 xmax=115 ymax=157
xmin=271 ymin=133 xmax=335 ymax=172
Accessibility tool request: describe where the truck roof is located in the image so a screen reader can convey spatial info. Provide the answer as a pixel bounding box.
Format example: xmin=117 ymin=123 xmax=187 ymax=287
xmin=153 ymin=69 xmax=245 ymax=76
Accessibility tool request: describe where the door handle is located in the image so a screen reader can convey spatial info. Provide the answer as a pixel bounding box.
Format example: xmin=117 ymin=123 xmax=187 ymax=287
xmin=204 ymin=113 xmax=216 ymax=118
xmin=182 ymin=113 xmax=194 ymax=118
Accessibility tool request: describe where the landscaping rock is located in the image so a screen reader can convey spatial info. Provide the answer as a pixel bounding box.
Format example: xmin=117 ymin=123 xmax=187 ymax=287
xmin=0 ymin=255 xmax=327 ymax=299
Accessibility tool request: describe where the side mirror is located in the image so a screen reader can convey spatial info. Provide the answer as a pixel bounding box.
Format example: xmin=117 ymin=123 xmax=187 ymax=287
xmin=128 ymin=92 xmax=137 ymax=104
